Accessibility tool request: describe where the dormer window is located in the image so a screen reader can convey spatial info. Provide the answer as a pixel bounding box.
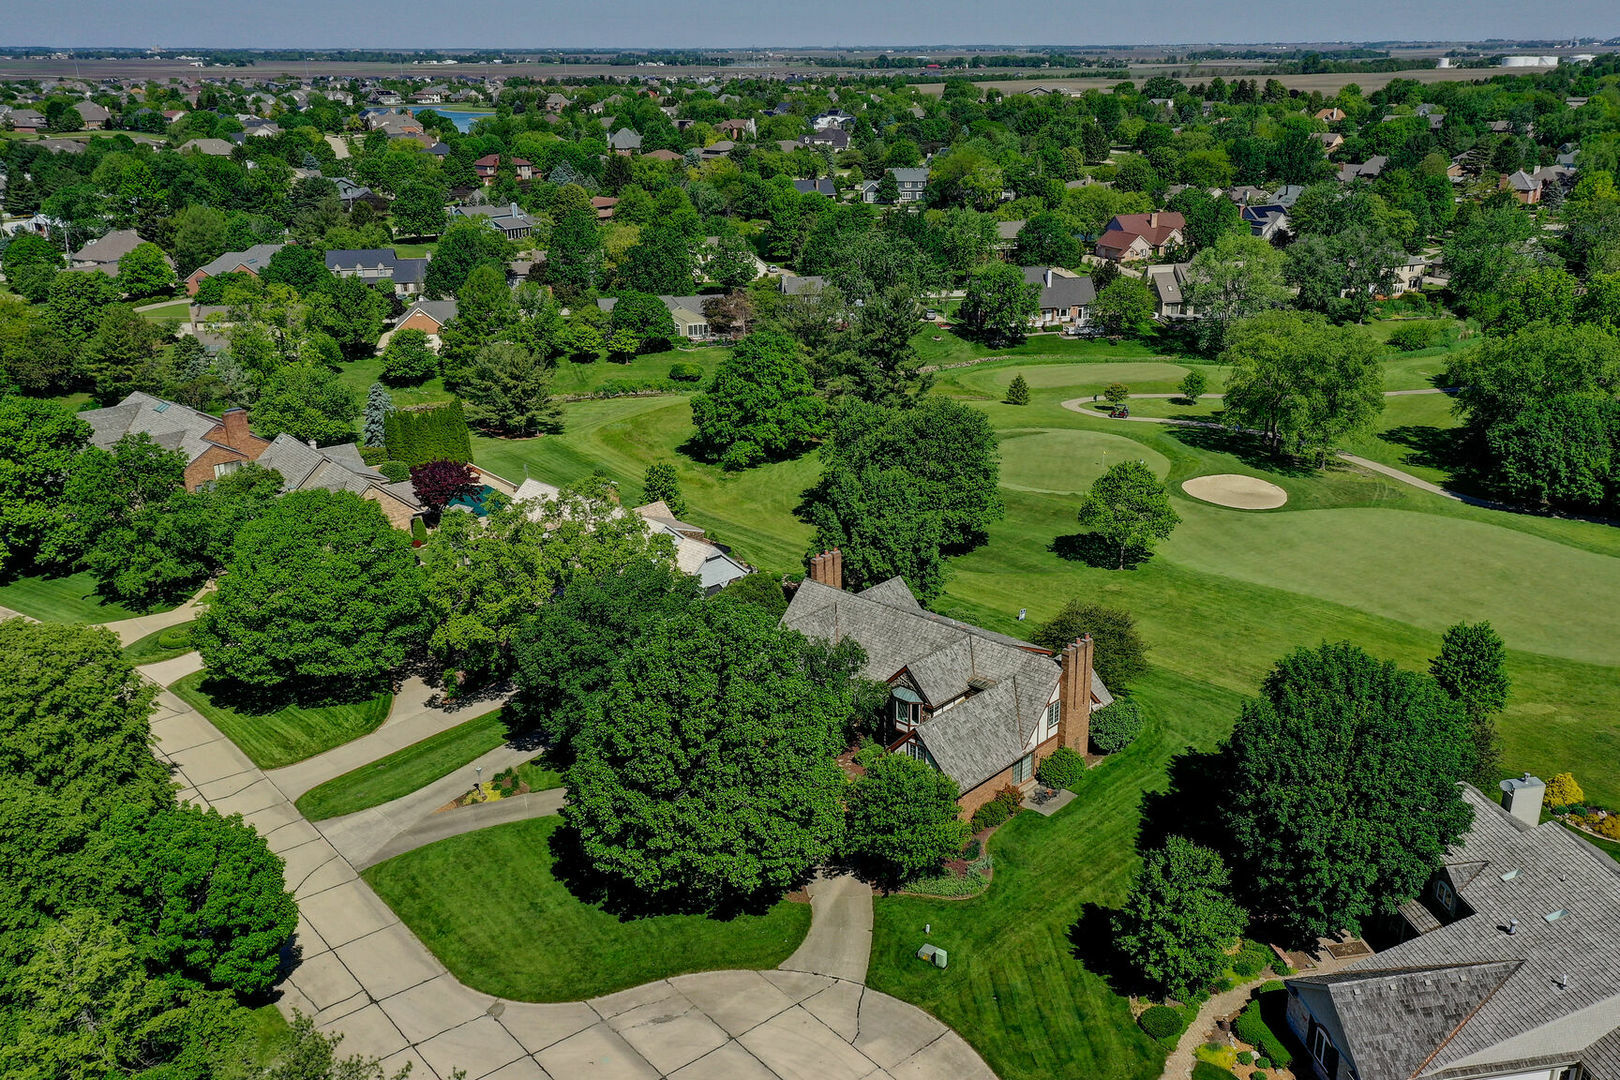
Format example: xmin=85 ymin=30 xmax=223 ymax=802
xmin=1434 ymin=879 xmax=1456 ymax=913
xmin=891 ymin=686 xmax=922 ymax=735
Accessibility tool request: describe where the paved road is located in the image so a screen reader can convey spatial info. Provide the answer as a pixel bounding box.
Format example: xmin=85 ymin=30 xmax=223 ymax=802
xmin=144 ymin=671 xmax=994 ymax=1080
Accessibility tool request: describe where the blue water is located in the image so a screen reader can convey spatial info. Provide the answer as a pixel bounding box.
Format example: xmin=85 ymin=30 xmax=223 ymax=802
xmin=409 ymin=107 xmax=495 ymax=133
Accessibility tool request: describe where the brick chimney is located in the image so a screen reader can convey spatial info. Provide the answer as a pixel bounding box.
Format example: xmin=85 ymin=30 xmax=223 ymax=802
xmin=220 ymin=407 xmax=252 ymax=450
xmin=1056 ymin=636 xmax=1094 ymax=755
xmin=1043 ymin=267 xmax=1053 ymax=288
xmin=1149 ymin=212 xmax=1160 ymax=228
xmin=808 ymin=549 xmax=843 ymax=590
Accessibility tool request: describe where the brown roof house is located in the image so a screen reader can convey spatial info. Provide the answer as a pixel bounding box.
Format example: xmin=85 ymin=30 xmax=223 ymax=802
xmin=80 ymin=392 xmax=270 ymax=491
xmin=71 ymin=229 xmax=172 ymax=277
xmin=184 ymin=243 xmax=284 ymax=296
xmin=1284 ymin=778 xmax=1620 ymax=1080
xmin=1095 ymin=211 xmax=1186 ymax=261
xmin=781 ymin=557 xmax=1112 ymax=817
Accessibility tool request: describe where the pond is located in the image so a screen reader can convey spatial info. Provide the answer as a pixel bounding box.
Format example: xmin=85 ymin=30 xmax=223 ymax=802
xmin=410 ymin=107 xmax=495 ymax=133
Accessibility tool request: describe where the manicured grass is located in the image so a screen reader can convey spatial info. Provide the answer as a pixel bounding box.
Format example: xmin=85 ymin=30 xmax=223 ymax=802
xmin=294 ymin=708 xmax=510 ymax=821
xmin=363 ymin=815 xmax=812 ymax=1001
xmin=912 ymin=326 xmax=1167 ymax=368
xmin=869 ymin=668 xmax=1241 ymax=1080
xmin=472 ymin=395 xmax=817 ymax=574
xmin=120 ymin=619 xmax=197 ymax=666
xmin=551 ymin=346 xmax=730 ymax=397
xmin=138 ymin=300 xmax=191 ymax=322
xmin=170 ymin=671 xmax=392 ymax=770
xmin=245 ymin=1004 xmax=292 ymax=1066
xmin=997 ymin=428 xmax=1170 ymax=494
xmin=513 ymin=759 xmax=563 ymax=792
xmin=0 ymin=570 xmax=157 ymax=623
xmin=338 ymin=353 xmax=454 ymax=410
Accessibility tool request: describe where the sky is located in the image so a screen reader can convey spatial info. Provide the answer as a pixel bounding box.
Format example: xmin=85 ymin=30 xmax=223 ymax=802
xmin=5 ymin=0 xmax=1617 ymax=51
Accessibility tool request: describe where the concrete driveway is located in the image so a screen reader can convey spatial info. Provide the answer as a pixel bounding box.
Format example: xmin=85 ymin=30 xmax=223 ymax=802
xmin=145 ymin=669 xmax=997 ymax=1080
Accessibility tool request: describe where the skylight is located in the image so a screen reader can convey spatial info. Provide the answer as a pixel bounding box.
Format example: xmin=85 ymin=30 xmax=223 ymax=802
xmin=1545 ymin=909 xmax=1567 ymax=923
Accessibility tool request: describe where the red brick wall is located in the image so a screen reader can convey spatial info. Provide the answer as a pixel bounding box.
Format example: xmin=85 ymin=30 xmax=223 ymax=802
xmin=955 ymin=731 xmax=1062 ymax=819
xmin=183 ymin=445 xmax=249 ymax=491
xmin=397 ymin=311 xmax=445 ymax=335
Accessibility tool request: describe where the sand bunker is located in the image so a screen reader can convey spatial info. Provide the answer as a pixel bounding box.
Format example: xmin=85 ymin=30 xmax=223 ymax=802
xmin=1181 ymin=474 xmax=1288 ymax=510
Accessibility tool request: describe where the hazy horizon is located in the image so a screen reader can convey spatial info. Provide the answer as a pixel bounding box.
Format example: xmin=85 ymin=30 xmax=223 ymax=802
xmin=4 ymin=0 xmax=1617 ymax=53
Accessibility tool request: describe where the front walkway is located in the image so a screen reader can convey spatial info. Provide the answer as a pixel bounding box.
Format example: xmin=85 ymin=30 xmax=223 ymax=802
xmin=144 ymin=665 xmax=995 ymax=1080
xmin=99 ymin=582 xmax=212 ymax=645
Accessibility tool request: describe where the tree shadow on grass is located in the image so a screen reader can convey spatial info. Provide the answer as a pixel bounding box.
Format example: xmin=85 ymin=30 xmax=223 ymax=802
xmin=1136 ymin=747 xmax=1232 ymax=858
xmin=1164 ymin=424 xmax=1319 ymax=479
xmin=1049 ymin=531 xmax=1153 ymax=570
xmin=1380 ymin=424 xmax=1470 ymax=476
xmin=1068 ymin=901 xmax=1153 ymax=999
xmin=196 ymin=674 xmax=387 ymax=716
xmin=546 ymin=821 xmax=798 ymax=923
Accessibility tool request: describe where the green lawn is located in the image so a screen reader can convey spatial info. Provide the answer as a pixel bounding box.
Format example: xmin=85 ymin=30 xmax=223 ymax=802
xmin=138 ymin=300 xmax=191 ymax=322
xmin=338 ymin=353 xmax=455 ymax=410
xmin=363 ymin=815 xmax=811 ymax=1001
xmin=120 ymin=620 xmax=197 ymax=666
xmin=869 ymin=668 xmax=1239 ymax=1080
xmin=0 ymin=570 xmax=160 ymax=623
xmin=294 ymin=707 xmax=510 ymax=821
xmin=551 ymin=346 xmax=729 ymax=397
xmin=170 ymin=671 xmax=392 ymax=770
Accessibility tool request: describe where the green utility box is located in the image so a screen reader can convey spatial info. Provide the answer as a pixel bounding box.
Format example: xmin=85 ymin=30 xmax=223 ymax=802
xmin=917 ymin=944 xmax=948 ymax=968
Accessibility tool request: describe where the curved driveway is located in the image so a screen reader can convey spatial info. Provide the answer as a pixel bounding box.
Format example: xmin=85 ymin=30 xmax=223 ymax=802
xmin=145 ymin=665 xmax=995 ymax=1080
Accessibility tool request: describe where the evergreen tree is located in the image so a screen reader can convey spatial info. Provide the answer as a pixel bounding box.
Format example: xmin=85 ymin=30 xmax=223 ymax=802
xmin=363 ymin=383 xmax=393 ymax=448
xmin=1005 ymin=374 xmax=1030 ymax=405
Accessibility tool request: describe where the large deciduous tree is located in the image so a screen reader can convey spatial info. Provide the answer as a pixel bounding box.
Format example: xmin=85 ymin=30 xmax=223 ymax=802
xmin=564 ymin=601 xmax=854 ymax=910
xmin=194 ymin=490 xmax=429 ymax=693
xmin=1031 ymin=599 xmax=1150 ymax=692
xmin=1113 ymin=837 xmax=1247 ymax=1000
xmin=461 ymin=342 xmax=562 ymax=437
xmin=250 ymin=362 xmax=360 ymax=445
xmin=0 ymin=396 xmax=89 ymax=573
xmin=844 ymin=753 xmax=968 ymax=886
xmin=690 ymin=330 xmax=825 ymax=470
xmin=1430 ymin=621 xmax=1511 ymax=787
xmin=1077 ymin=460 xmax=1180 ymax=569
xmin=959 ymin=261 xmax=1039 ymax=347
xmin=1221 ymin=642 xmax=1474 ymax=944
xmin=1182 ymin=231 xmax=1289 ymax=354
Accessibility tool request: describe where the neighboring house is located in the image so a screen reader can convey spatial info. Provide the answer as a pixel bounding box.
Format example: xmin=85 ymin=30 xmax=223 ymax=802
xmin=1242 ymin=204 xmax=1291 ymax=242
xmin=1315 ymin=107 xmax=1347 ymax=122
xmin=80 ymin=392 xmax=270 ymax=491
xmin=544 ymin=93 xmax=569 ymax=112
xmin=1313 ymin=132 xmax=1346 ymax=153
xmin=801 ymin=128 xmax=850 ymax=150
xmin=1272 ymin=184 xmax=1306 ymax=208
xmin=644 ymin=148 xmax=684 ymax=163
xmin=607 ymin=128 xmax=643 ymax=155
xmin=394 ymin=299 xmax=458 ymax=342
xmin=1023 ymin=266 xmax=1096 ymax=328
xmin=1284 ymin=778 xmax=1620 ymax=1080
xmin=1228 ymin=185 xmax=1273 ymax=206
xmin=1391 ymin=255 xmax=1429 ymax=294
xmin=1337 ymin=156 xmax=1389 ymax=182
xmin=782 ymin=561 xmax=1112 ymax=817
xmin=184 ymin=242 xmax=285 ymax=295
xmin=333 ymin=177 xmax=390 ymax=213
xmin=779 ymin=274 xmax=827 ymax=296
xmin=449 ymin=203 xmax=536 ymax=240
xmin=590 ymin=195 xmax=618 ymax=220
xmin=473 ymin=154 xmax=534 ymax=183
xmin=510 ymin=479 xmax=750 ymax=593
xmin=861 ymin=167 xmax=929 ymax=204
xmin=72 ymin=100 xmax=110 ymax=129
xmin=7 ymin=109 xmax=45 ymax=132
xmin=995 ymin=219 xmax=1024 ymax=253
xmin=178 ymin=137 xmax=235 ymax=156
xmin=793 ymin=178 xmax=837 ymax=196
xmin=324 ymin=248 xmax=431 ymax=296
xmin=1146 ymin=263 xmax=1196 ymax=320
xmin=715 ymin=118 xmax=755 ymax=139
xmin=700 ymin=140 xmax=736 ymax=161
xmin=1095 ymin=211 xmax=1186 ymax=261
xmin=71 ymin=229 xmax=170 ymax=276
xmin=1502 ymin=169 xmax=1543 ymax=204
xmin=256 ymin=434 xmax=424 ymax=529
xmin=597 ymin=294 xmax=712 ymax=340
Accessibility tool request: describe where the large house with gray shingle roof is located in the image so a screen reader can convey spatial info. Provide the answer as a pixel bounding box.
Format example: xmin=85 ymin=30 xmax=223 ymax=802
xmin=256 ymin=435 xmax=424 ymax=530
xmin=782 ymin=557 xmax=1110 ymax=817
xmin=1285 ymin=780 xmax=1620 ymax=1080
xmin=80 ymin=392 xmax=269 ymax=491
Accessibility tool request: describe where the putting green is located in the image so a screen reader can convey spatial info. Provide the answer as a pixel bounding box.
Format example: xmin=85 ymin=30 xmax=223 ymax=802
xmin=998 ymin=429 xmax=1170 ymax=494
xmin=1164 ymin=504 xmax=1620 ymax=667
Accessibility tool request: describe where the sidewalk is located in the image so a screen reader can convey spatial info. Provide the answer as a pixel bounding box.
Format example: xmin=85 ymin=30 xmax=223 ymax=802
xmin=267 ymin=677 xmax=510 ymax=803
xmin=99 ymin=582 xmax=212 ymax=645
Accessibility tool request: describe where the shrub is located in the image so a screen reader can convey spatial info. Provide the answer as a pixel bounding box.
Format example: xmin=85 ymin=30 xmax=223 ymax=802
xmin=1231 ymin=939 xmax=1273 ymax=978
xmin=377 ymin=461 xmax=410 ymax=482
xmin=1237 ymin=1051 xmax=1255 ymax=1066
xmin=969 ymin=785 xmax=1025 ymax=832
xmin=1139 ymin=1005 xmax=1187 ymax=1040
xmin=359 ymin=446 xmax=390 ymax=465
xmin=1252 ymin=1073 xmax=1268 ymax=1080
xmin=852 ymin=740 xmax=887 ymax=770
xmin=1191 ymin=1063 xmax=1238 ymax=1080
xmin=1089 ymin=696 xmax=1144 ymax=754
xmin=1545 ymin=772 xmax=1584 ymax=808
xmin=410 ymin=518 xmax=428 ymax=545
xmin=1255 ymin=1058 xmax=1272 ymax=1070
xmin=668 ymin=361 xmax=703 ymax=382
xmin=157 ymin=626 xmax=193 ymax=650
xmin=1387 ymin=321 xmax=1438 ymax=351
xmin=960 ymin=836 xmax=982 ymax=861
xmin=1596 ymin=815 xmax=1620 ymax=840
xmin=1036 ymin=745 xmax=1086 ymax=789
xmin=1196 ymin=1042 xmax=1237 ymax=1070
xmin=1233 ymin=999 xmax=1293 ymax=1068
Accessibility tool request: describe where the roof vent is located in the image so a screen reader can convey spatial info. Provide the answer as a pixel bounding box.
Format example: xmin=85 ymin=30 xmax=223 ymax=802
xmin=1499 ymin=869 xmax=1520 ymax=882
xmin=967 ymin=676 xmax=997 ymax=692
xmin=1507 ymin=918 xmax=1519 ymax=935
xmin=1545 ymin=909 xmax=1567 ymax=923
xmin=1556 ymin=973 xmax=1569 ymax=989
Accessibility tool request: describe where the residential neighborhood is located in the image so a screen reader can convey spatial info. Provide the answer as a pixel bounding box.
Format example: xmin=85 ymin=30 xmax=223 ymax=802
xmin=2 ymin=30 xmax=1620 ymax=1080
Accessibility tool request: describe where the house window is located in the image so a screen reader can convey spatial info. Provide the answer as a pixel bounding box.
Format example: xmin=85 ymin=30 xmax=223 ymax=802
xmin=213 ymin=461 xmax=240 ymax=479
xmin=1045 ymin=701 xmax=1061 ymax=740
xmin=891 ymin=686 xmax=922 ymax=734
xmin=1013 ymin=752 xmax=1034 ymax=783
xmin=904 ymin=739 xmax=937 ymax=770
xmin=1434 ymin=879 xmax=1455 ymax=913
xmin=1309 ymin=1024 xmax=1339 ymax=1076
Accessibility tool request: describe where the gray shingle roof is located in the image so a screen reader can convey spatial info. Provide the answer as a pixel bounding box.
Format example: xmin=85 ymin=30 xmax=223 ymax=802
xmin=79 ymin=391 xmax=225 ymax=463
xmin=1022 ymin=267 xmax=1097 ymax=310
xmin=1290 ymin=785 xmax=1620 ymax=1080
xmin=782 ymin=579 xmax=1110 ymax=791
xmin=194 ymin=243 xmax=284 ymax=280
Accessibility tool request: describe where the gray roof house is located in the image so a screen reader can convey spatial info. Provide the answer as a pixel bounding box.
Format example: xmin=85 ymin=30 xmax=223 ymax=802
xmin=1023 ymin=266 xmax=1097 ymax=328
xmin=1285 ymin=780 xmax=1620 ymax=1080
xmin=71 ymin=229 xmax=171 ymax=276
xmin=185 ymin=242 xmax=285 ymax=293
xmin=608 ymin=128 xmax=643 ymax=154
xmin=1146 ymin=263 xmax=1196 ymax=320
xmin=861 ymin=167 xmax=930 ymax=204
xmin=324 ymin=248 xmax=431 ymax=295
xmin=256 ymin=434 xmax=424 ymax=529
xmin=782 ymin=566 xmax=1111 ymax=813
xmin=450 ymin=203 xmax=536 ymax=240
xmin=79 ymin=392 xmax=270 ymax=491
